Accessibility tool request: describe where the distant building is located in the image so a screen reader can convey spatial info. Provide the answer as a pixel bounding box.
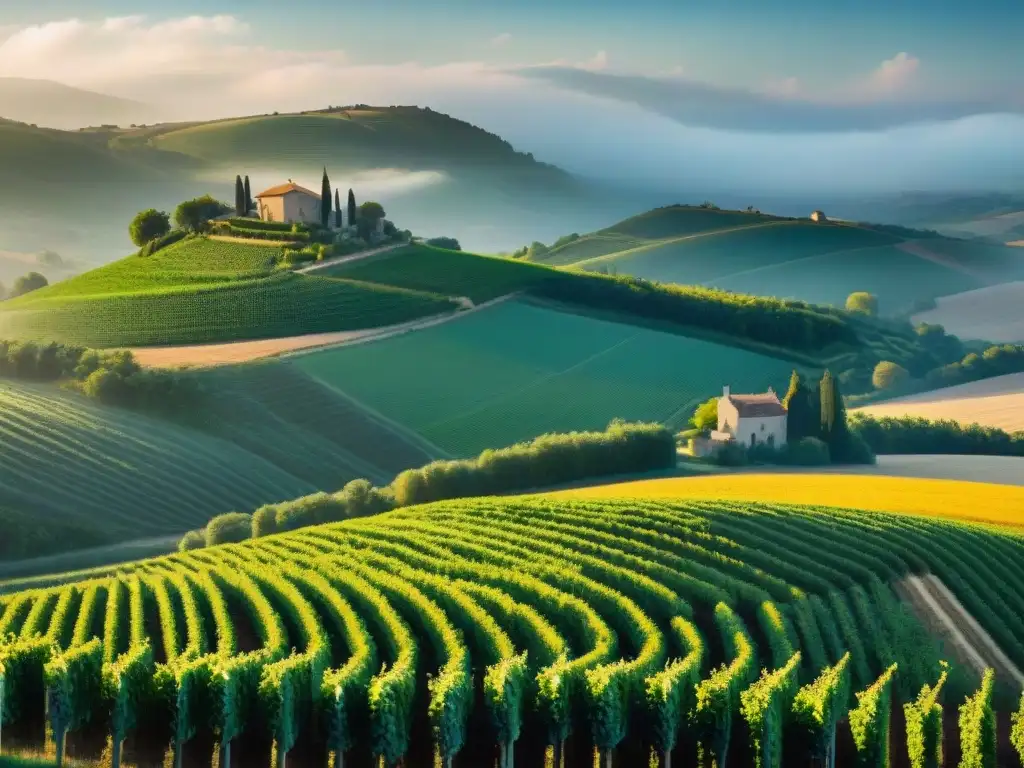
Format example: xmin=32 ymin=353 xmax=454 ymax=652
xmin=711 ymin=385 xmax=788 ymax=448
xmin=810 ymin=210 xmax=827 ymax=222
xmin=255 ymin=181 xmax=321 ymax=225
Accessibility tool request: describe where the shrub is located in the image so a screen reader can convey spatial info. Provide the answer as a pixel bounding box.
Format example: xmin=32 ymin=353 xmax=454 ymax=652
xmin=205 ymin=512 xmax=253 ymax=546
xmin=846 ymin=292 xmax=879 ymax=316
xmin=178 ymin=530 xmax=206 ymax=552
xmin=849 ymin=414 xmax=1024 ymax=457
xmin=275 ymin=492 xmax=347 ymax=532
xmin=872 ymin=361 xmax=910 ymax=391
xmin=8 ymin=272 xmax=48 ymax=299
xmin=425 ymin=237 xmax=461 ymax=250
xmin=712 ymin=440 xmax=750 ymax=467
xmin=781 ymin=437 xmax=831 ymax=465
xmin=139 ymin=229 xmax=188 ymax=257
xmin=689 ymin=397 xmax=718 ymax=433
xmin=251 ymin=504 xmax=281 ymax=538
xmin=174 ymin=195 xmax=230 ymax=232
xmin=339 ymin=479 xmax=394 ymax=517
xmin=129 ymin=209 xmax=171 ymax=247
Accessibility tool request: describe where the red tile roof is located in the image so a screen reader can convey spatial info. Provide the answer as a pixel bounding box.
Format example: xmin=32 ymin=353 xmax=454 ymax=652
xmin=255 ymin=182 xmax=321 ymax=199
xmin=726 ymin=392 xmax=787 ymax=417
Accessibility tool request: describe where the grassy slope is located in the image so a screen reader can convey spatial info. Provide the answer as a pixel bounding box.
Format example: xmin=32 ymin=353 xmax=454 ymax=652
xmin=291 ymin=297 xmax=798 ymax=456
xmin=0 ymin=364 xmax=439 ymax=562
xmin=0 ymin=237 xmax=453 ymax=346
xmin=531 ymin=205 xmax=1024 ymax=314
xmin=548 ymin=473 xmax=1024 ymax=528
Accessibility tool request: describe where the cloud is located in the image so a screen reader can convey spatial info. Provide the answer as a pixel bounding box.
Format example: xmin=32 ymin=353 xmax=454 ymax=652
xmin=490 ymin=32 xmax=512 ymax=46
xmin=857 ymin=51 xmax=920 ymax=98
xmin=579 ymin=50 xmax=609 ymax=71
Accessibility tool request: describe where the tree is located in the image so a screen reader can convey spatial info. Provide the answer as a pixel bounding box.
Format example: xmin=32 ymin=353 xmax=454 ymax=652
xmin=846 ymin=292 xmax=879 ymax=316
xmin=690 ymin=397 xmax=718 ymax=433
xmin=234 ymin=175 xmax=245 ymax=216
xmin=425 ymin=237 xmax=461 ymax=250
xmin=359 ymin=201 xmax=384 ymax=223
xmin=9 ymin=272 xmax=49 ymax=298
xmin=37 ymin=250 xmax=63 ymax=268
xmin=782 ymin=369 xmax=819 ymax=442
xmin=819 ymin=369 xmax=839 ymax=439
xmin=872 ymin=361 xmax=910 ymax=391
xmin=244 ymin=176 xmax=252 ymax=214
xmin=334 ymin=189 xmax=342 ymax=228
xmin=347 ymin=188 xmax=356 ymax=227
xmin=321 ymin=168 xmax=332 ymax=229
xmin=173 ymin=195 xmax=229 ymax=232
xmin=128 ymin=209 xmax=171 ymax=247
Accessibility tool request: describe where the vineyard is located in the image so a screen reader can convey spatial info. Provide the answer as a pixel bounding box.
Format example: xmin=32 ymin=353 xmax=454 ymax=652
xmin=319 ymin=244 xmax=563 ymax=303
xmin=0 ymin=238 xmax=453 ymax=347
xmin=1 ymin=497 xmax=1022 ymax=768
xmin=291 ymin=299 xmax=798 ymax=456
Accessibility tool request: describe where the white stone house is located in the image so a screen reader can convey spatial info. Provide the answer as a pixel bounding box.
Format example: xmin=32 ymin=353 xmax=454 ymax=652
xmin=810 ymin=210 xmax=827 ymax=223
xmin=711 ymin=386 xmax=788 ymax=449
xmin=255 ymin=181 xmax=322 ymax=225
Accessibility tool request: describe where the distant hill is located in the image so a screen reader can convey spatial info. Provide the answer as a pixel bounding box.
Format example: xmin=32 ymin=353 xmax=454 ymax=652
xmin=524 ymin=205 xmax=1024 ymax=316
xmin=0 ymin=105 xmax=607 ymax=262
xmin=0 ymin=78 xmax=159 ymax=129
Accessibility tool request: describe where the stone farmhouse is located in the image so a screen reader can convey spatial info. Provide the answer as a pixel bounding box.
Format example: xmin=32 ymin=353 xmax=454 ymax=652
xmin=711 ymin=385 xmax=788 ymax=448
xmin=255 ymin=181 xmax=322 ymax=225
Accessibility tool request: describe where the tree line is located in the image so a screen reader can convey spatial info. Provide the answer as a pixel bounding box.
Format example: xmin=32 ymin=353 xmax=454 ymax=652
xmin=0 ymin=339 xmax=199 ymax=411
xmin=180 ymin=420 xmax=677 ymax=549
xmin=848 ymin=414 xmax=1024 ymax=457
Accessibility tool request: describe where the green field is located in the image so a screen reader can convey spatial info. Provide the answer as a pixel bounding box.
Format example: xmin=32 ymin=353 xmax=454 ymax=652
xmin=0 ymin=238 xmax=453 ymax=346
xmin=291 ymin=299 xmax=799 ymax=455
xmin=530 ymin=206 xmax=1024 ymax=315
xmin=319 ymin=243 xmax=564 ymax=301
xmin=0 ymin=493 xmax=1020 ymax=767
xmin=0 ymin=368 xmax=439 ymax=563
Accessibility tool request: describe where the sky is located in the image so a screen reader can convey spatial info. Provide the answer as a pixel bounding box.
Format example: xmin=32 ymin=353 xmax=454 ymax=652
xmin=1 ymin=0 xmax=1022 ymax=193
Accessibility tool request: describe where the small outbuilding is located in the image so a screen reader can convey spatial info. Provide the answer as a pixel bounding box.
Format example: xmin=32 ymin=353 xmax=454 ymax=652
xmin=810 ymin=210 xmax=827 ymax=223
xmin=255 ymin=181 xmax=321 ymax=225
xmin=711 ymin=385 xmax=788 ymax=449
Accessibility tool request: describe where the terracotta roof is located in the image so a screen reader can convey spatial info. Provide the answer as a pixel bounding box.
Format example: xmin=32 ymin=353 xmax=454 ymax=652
xmin=726 ymin=392 xmax=787 ymax=418
xmin=255 ymin=182 xmax=321 ymax=199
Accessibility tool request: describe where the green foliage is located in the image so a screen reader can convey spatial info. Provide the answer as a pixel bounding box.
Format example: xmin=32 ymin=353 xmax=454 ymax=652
xmin=205 ymin=513 xmax=253 ymax=546
xmin=173 ymin=194 xmax=230 ymax=232
xmin=321 ymin=168 xmax=332 ymax=229
xmin=425 ymin=237 xmax=461 ymax=250
xmin=849 ymin=413 xmax=1024 ymax=457
xmin=1011 ymin=692 xmax=1024 ymax=764
xmin=791 ymin=653 xmax=851 ymax=763
xmin=926 ymin=343 xmax=1024 ymax=389
xmin=178 ymin=531 xmax=206 ymax=552
xmin=904 ymin=665 xmax=948 ymax=768
xmin=872 ymin=360 xmax=910 ymax=391
xmin=959 ymin=669 xmax=996 ymax=768
xmin=8 ymin=272 xmax=48 ymax=299
xmin=693 ymin=603 xmax=757 ymax=767
xmin=782 ymin=369 xmax=819 ymax=442
xmin=740 ymin=652 xmax=801 ymax=768
xmin=128 ymin=209 xmax=171 ymax=247
xmin=690 ymin=397 xmax=718 ymax=433
xmin=391 ymin=420 xmax=675 ymax=506
xmin=44 ymin=638 xmax=104 ymax=757
xmin=0 ymin=637 xmax=52 ymax=726
xmin=849 ymin=663 xmax=897 ymax=768
xmin=138 ymin=229 xmax=187 ymax=257
xmin=847 ymin=292 xmax=879 ymax=316
xmin=645 ymin=617 xmax=704 ymax=758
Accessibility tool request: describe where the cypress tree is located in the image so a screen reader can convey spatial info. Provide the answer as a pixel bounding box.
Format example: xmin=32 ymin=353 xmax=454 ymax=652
xmin=820 ymin=369 xmax=837 ymax=438
xmin=347 ymin=188 xmax=356 ymax=228
xmin=782 ymin=369 xmax=818 ymax=442
xmin=243 ymin=176 xmax=252 ymax=214
xmin=234 ymin=175 xmax=245 ymax=216
xmin=321 ymin=168 xmax=332 ymax=229
xmin=334 ymin=189 xmax=342 ymax=228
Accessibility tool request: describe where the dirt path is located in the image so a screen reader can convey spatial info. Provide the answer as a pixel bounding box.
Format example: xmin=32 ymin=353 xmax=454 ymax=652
xmin=129 ymin=294 xmax=513 ymax=368
xmin=296 ymin=242 xmax=403 ymax=273
xmin=899 ymin=574 xmax=1024 ymax=686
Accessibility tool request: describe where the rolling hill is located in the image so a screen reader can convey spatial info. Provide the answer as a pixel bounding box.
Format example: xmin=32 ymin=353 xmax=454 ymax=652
xmin=526 ymin=205 xmax=1024 ymax=316
xmin=0 ymin=78 xmax=158 ymax=130
xmin=1 ymin=485 xmax=1023 ymax=767
xmin=0 ymin=236 xmax=455 ymax=346
xmin=0 ymin=106 xmax=605 ymax=261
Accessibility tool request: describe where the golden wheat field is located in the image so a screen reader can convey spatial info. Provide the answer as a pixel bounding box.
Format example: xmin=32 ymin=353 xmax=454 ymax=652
xmin=547 ymin=473 xmax=1024 ymax=528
